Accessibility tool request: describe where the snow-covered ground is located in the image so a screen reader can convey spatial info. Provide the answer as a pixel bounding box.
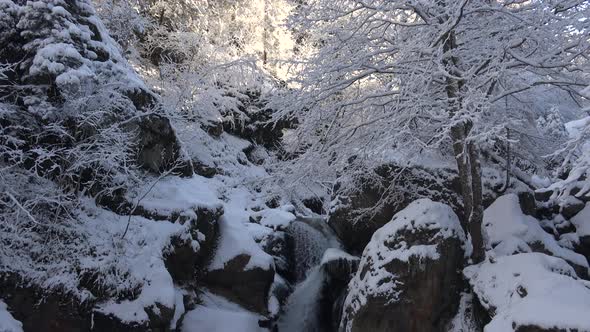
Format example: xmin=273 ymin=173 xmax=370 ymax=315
xmin=465 ymin=253 xmax=590 ymax=332
xmin=0 ymin=300 xmax=22 ymax=332
xmin=181 ymin=291 xmax=267 ymax=332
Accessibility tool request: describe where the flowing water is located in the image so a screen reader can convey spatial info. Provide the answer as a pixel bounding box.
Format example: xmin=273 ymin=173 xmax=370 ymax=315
xmin=277 ymin=218 xmax=342 ymax=332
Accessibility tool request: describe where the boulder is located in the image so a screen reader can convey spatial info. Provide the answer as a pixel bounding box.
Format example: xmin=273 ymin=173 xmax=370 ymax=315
xmin=0 ymin=276 xmax=92 ymax=332
xmin=130 ymin=114 xmax=188 ymax=175
xmin=0 ymin=275 xmax=175 ymax=332
xmin=560 ymin=197 xmax=586 ymax=220
xmin=340 ymin=199 xmax=466 ymax=332
xmin=126 ymin=204 xmax=223 ymax=284
xmin=204 ymin=253 xmax=275 ymax=314
xmin=328 ymin=164 xmax=462 ymax=255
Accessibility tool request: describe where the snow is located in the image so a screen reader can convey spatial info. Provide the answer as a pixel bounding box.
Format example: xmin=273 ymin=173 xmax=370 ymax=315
xmin=208 ymin=186 xmax=274 ymax=272
xmin=250 ymin=205 xmax=296 ymax=230
xmin=320 ymin=247 xmax=359 ymax=266
xmin=341 ymin=199 xmax=466 ymax=330
xmin=0 ymin=300 xmax=23 ymax=332
xmin=571 ymin=203 xmax=590 ymax=238
xmin=129 ymin=175 xmax=223 ymax=217
xmin=209 ymin=215 xmax=274 ymax=271
xmin=366 ymin=198 xmax=467 ymax=262
xmin=181 ymin=291 xmax=266 ymax=332
xmin=483 ymin=194 xmax=588 ymax=270
xmin=79 ymin=199 xmax=187 ymax=324
xmin=565 ymin=116 xmax=590 ymax=138
xmin=464 ymin=253 xmax=590 ymax=332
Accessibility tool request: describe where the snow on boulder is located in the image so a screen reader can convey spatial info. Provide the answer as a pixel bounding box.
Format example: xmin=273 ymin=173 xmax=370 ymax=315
xmin=0 ymin=300 xmax=22 ymax=332
xmin=204 ymin=215 xmax=275 ymax=314
xmin=464 ymin=253 xmax=590 ymax=332
xmin=249 ymin=205 xmax=296 ymax=231
xmin=484 ymin=194 xmax=589 ymax=278
xmin=340 ymin=199 xmax=467 ymax=332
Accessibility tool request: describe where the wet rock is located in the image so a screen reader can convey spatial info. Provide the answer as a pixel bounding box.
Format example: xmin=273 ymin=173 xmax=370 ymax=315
xmin=340 ymin=199 xmax=466 ymax=332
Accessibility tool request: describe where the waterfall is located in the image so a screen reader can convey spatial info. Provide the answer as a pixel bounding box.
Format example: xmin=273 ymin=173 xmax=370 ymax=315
xmin=278 ymin=218 xmax=342 ymax=332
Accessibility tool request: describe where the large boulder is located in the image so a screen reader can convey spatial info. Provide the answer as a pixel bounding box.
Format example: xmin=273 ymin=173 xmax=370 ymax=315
xmin=464 ymin=253 xmax=590 ymax=332
xmin=340 ymin=199 xmax=467 ymax=332
xmin=328 ymin=164 xmax=462 ymax=255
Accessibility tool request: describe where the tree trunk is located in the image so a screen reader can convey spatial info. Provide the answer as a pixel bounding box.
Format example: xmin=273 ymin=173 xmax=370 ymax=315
xmin=443 ymin=24 xmax=486 ymax=263
xmin=450 ymin=121 xmax=486 ymax=264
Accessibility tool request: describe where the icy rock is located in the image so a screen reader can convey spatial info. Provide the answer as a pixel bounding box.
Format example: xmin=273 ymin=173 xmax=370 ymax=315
xmin=340 ymin=199 xmax=466 ymax=332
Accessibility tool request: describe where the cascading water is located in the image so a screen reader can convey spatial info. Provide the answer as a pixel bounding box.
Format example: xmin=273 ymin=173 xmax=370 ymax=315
xmin=278 ymin=218 xmax=342 ymax=332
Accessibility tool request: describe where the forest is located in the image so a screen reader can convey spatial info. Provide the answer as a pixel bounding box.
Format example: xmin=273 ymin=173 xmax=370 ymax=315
xmin=0 ymin=0 xmax=589 ymax=331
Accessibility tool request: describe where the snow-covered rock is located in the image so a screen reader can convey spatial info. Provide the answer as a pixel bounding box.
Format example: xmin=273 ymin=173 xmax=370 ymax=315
xmin=483 ymin=194 xmax=589 ymax=278
xmin=464 ymin=253 xmax=590 ymax=332
xmin=340 ymin=199 xmax=467 ymax=332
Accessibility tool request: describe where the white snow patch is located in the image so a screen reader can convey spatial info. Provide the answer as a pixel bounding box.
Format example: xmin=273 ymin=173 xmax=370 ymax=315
xmin=565 ymin=116 xmax=590 ymax=138
xmin=129 ymin=175 xmax=223 ymax=217
xmin=251 ymin=205 xmax=296 ymax=230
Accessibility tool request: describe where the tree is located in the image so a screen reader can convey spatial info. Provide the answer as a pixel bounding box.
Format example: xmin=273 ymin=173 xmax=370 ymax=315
xmin=277 ymin=0 xmax=590 ymax=262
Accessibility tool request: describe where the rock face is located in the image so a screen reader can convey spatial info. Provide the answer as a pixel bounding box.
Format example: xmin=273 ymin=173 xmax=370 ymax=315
xmin=340 ymin=199 xmax=466 ymax=332
xmin=328 ymin=164 xmax=463 ymax=254
xmin=131 ymin=114 xmax=187 ymax=175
